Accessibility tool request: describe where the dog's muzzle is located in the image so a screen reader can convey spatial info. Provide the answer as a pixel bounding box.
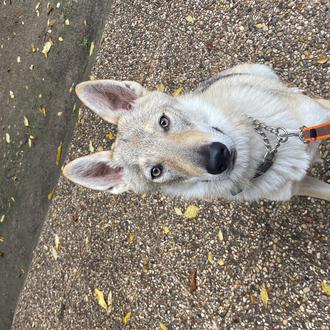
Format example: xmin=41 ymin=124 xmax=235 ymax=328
xmin=199 ymin=142 xmax=236 ymax=175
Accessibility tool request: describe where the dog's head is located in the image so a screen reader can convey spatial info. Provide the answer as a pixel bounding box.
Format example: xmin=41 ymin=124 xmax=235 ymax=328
xmin=63 ymin=80 xmax=253 ymax=198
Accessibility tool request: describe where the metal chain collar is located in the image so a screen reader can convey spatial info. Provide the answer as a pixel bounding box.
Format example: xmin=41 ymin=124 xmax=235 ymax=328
xmin=249 ymin=117 xmax=305 ymax=178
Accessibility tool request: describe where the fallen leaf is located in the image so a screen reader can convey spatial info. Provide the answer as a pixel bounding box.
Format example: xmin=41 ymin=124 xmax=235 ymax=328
xmin=17 ymin=56 xmax=21 ymax=63
xmin=64 ymin=18 xmax=70 ymax=25
xmin=9 ymin=90 xmax=14 ymax=99
xmin=29 ymin=64 xmax=34 ymax=70
xmin=159 ymin=322 xmax=168 ymax=330
xmin=23 ymin=116 xmax=29 ymax=127
xmin=38 ymin=105 xmax=46 ymax=116
xmin=157 ymin=83 xmax=165 ymax=92
xmin=162 ymin=225 xmax=170 ymax=234
xmin=321 ymin=281 xmax=330 ymax=295
xmin=5 ymin=133 xmax=10 ymax=143
xmin=105 ymin=132 xmax=115 ymax=140
xmin=58 ymin=36 xmax=64 ymax=42
xmin=185 ymin=15 xmax=194 ymax=23
xmin=316 ymin=55 xmax=328 ymax=64
xmin=123 ymin=311 xmax=132 ymax=324
xmin=89 ymin=75 xmax=96 ymax=80
xmin=42 ymin=39 xmax=53 ymax=58
xmin=89 ymin=41 xmax=95 ymax=56
xmin=260 ymin=284 xmax=269 ymax=305
xmin=54 ymin=234 xmax=60 ymax=250
xmin=218 ymin=258 xmax=225 ymax=266
xmin=56 ymin=142 xmax=63 ymax=166
xmin=94 ymin=288 xmax=108 ymax=311
xmin=31 ymin=43 xmax=36 ymax=52
xmin=107 ymin=291 xmax=113 ymax=315
xmin=188 ymin=270 xmax=197 ymax=293
xmin=255 ymin=22 xmax=267 ymax=30
xmin=0 ymin=215 xmax=5 ymax=223
xmin=128 ymin=233 xmax=135 ymax=244
xmin=89 ymin=140 xmax=95 ymax=152
xmin=35 ymin=2 xmax=40 ymax=10
xmin=50 ymin=246 xmax=58 ymax=260
xmin=217 ymin=229 xmax=224 ymax=241
xmin=174 ymin=207 xmax=183 ymax=216
xmin=48 ymin=19 xmax=56 ymax=27
xmin=172 ymin=86 xmax=183 ymax=96
xmin=207 ymin=251 xmax=213 ymax=262
xmin=184 ymin=205 xmax=199 ymax=219
xmin=48 ymin=188 xmax=55 ymax=200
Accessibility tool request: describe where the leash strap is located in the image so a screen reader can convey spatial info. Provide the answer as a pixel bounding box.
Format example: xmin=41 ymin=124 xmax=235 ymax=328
xmin=301 ymin=121 xmax=330 ymax=142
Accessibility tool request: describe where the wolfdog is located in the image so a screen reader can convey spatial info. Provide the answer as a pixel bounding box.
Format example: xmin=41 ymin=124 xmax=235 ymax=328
xmin=63 ymin=64 xmax=330 ymax=202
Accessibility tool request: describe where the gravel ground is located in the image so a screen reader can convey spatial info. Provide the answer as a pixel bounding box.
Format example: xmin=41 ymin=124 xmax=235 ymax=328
xmin=13 ymin=1 xmax=329 ymax=329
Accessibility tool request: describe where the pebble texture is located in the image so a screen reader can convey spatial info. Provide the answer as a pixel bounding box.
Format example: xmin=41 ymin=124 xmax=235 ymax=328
xmin=13 ymin=1 xmax=329 ymax=329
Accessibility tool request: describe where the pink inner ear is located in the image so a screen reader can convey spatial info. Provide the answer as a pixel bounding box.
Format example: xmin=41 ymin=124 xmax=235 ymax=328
xmin=95 ymin=84 xmax=136 ymax=111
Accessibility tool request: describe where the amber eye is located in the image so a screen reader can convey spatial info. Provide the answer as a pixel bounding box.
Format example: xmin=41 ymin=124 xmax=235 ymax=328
xmin=159 ymin=115 xmax=170 ymax=130
xmin=151 ymin=165 xmax=163 ymax=179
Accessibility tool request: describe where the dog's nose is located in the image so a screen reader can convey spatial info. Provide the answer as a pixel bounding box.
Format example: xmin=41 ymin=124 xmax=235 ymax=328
xmin=200 ymin=142 xmax=231 ymax=175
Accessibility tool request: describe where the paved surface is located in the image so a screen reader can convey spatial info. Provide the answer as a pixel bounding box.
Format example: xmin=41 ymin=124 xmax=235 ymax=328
xmin=0 ymin=0 xmax=110 ymax=329
xmin=13 ymin=1 xmax=329 ymax=329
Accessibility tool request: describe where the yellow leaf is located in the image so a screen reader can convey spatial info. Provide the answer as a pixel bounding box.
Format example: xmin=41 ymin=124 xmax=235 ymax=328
xmin=128 ymin=234 xmax=135 ymax=244
xmin=23 ymin=116 xmax=29 ymax=127
xmin=321 ymin=281 xmax=330 ymax=295
xmin=17 ymin=56 xmax=21 ymax=63
xmin=107 ymin=291 xmax=113 ymax=315
xmin=48 ymin=188 xmax=55 ymax=200
xmin=255 ymin=22 xmax=267 ymax=30
xmin=0 ymin=215 xmax=5 ymax=223
xmin=172 ymin=86 xmax=183 ymax=96
xmin=89 ymin=140 xmax=95 ymax=152
xmin=42 ymin=40 xmax=53 ymax=58
xmin=184 ymin=205 xmax=199 ymax=219
xmin=207 ymin=251 xmax=213 ymax=262
xmin=5 ymin=133 xmax=11 ymax=143
xmin=123 ymin=311 xmax=131 ymax=324
xmin=185 ymin=15 xmax=194 ymax=23
xmin=157 ymin=83 xmax=165 ymax=92
xmin=56 ymin=142 xmax=63 ymax=166
xmin=31 ymin=43 xmax=36 ymax=52
xmin=38 ymin=105 xmax=46 ymax=116
xmin=260 ymin=285 xmax=269 ymax=305
xmin=217 ymin=229 xmax=223 ymax=241
xmin=218 ymin=258 xmax=225 ymax=266
xmin=174 ymin=207 xmax=182 ymax=216
xmin=89 ymin=41 xmax=95 ymax=56
xmin=9 ymin=90 xmax=14 ymax=99
xmin=316 ymin=55 xmax=328 ymax=64
xmin=50 ymin=246 xmax=58 ymax=260
xmin=58 ymin=36 xmax=64 ymax=42
xmin=65 ymin=18 xmax=70 ymax=25
xmin=94 ymin=288 xmax=108 ymax=311
xmin=160 ymin=322 xmax=168 ymax=330
xmin=105 ymin=132 xmax=115 ymax=140
xmin=29 ymin=64 xmax=34 ymax=70
xmin=54 ymin=234 xmax=60 ymax=250
xmin=162 ymin=225 xmax=170 ymax=234
xmin=89 ymin=75 xmax=96 ymax=80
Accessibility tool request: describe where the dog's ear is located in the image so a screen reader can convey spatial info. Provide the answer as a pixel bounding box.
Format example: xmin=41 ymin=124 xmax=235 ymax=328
xmin=63 ymin=151 xmax=129 ymax=194
xmin=75 ymin=80 xmax=148 ymax=124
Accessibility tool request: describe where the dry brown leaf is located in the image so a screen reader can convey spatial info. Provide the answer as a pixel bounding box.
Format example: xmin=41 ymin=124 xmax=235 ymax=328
xmin=184 ymin=205 xmax=199 ymax=219
xmin=42 ymin=39 xmax=53 ymax=58
xmin=188 ymin=270 xmax=197 ymax=293
xmin=260 ymin=284 xmax=269 ymax=305
xmin=56 ymin=142 xmax=62 ymax=166
xmin=321 ymin=281 xmax=330 ymax=295
xmin=94 ymin=288 xmax=108 ymax=311
xmin=123 ymin=311 xmax=132 ymax=324
xmin=172 ymin=86 xmax=183 ymax=96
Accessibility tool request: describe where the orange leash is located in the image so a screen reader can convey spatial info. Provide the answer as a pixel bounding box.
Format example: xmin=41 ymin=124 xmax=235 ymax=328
xmin=301 ymin=121 xmax=330 ymax=142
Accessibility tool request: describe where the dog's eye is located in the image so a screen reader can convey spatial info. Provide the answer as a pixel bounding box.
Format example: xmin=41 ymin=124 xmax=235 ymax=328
xmin=151 ymin=165 xmax=163 ymax=179
xmin=159 ymin=115 xmax=170 ymax=130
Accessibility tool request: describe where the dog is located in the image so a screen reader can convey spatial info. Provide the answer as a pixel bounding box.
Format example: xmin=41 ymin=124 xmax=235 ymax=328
xmin=63 ymin=63 xmax=330 ymax=202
